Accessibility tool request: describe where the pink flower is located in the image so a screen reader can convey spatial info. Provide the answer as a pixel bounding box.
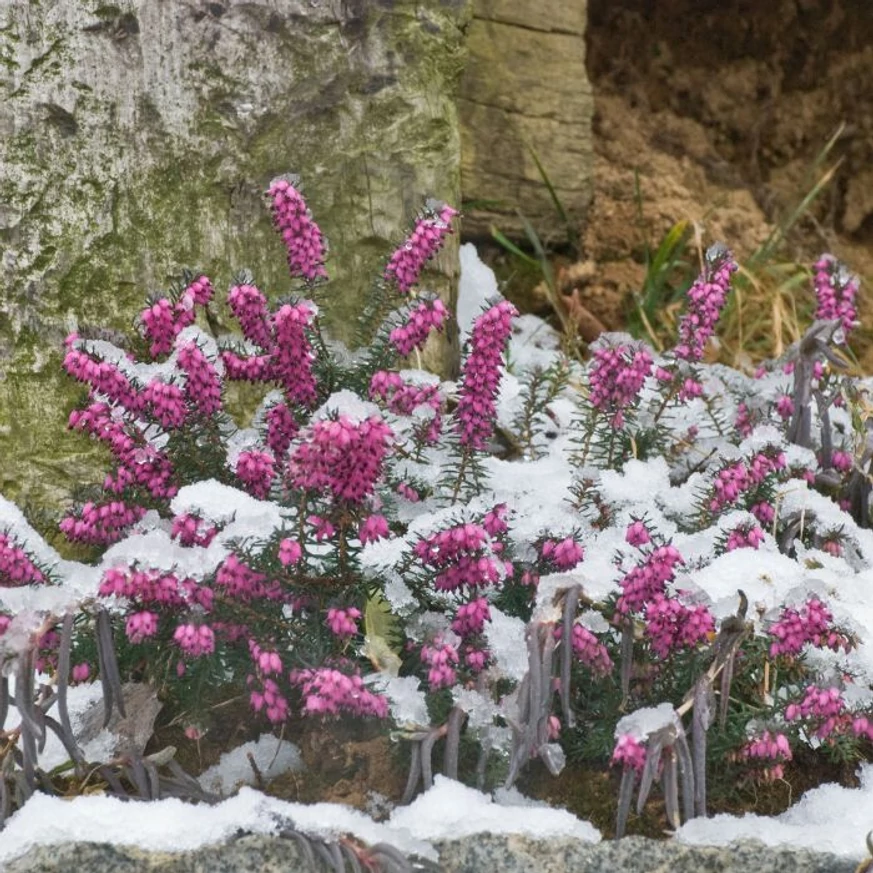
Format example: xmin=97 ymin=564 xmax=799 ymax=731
xmin=541 ymin=537 xmax=585 ymax=570
xmin=384 ymin=202 xmax=458 ymax=294
xmin=455 ymin=301 xmax=517 ymax=450
xmin=359 ymin=514 xmax=390 ymax=544
xmin=290 ymin=414 xmax=394 ymax=504
xmin=674 ymin=243 xmax=737 ymax=362
xmin=177 ymin=341 xmax=222 ymax=418
xmin=588 ymin=339 xmax=652 ymax=426
xmin=554 ymin=623 xmax=613 ymax=676
xmin=268 ymin=176 xmax=328 ymax=282
xmin=290 ymin=667 xmax=388 ymax=719
xmin=616 ymin=543 xmax=684 ymax=614
xmin=173 ymin=623 xmax=215 ymax=657
xmin=71 ymin=663 xmax=91 ymax=683
xmin=643 ymin=594 xmax=714 ymax=657
xmin=171 ymin=513 xmax=218 ymax=548
xmin=61 ymin=500 xmax=148 ymax=546
xmin=0 ymin=533 xmax=46 ymax=586
xmin=768 ymin=597 xmax=851 ymax=658
xmin=611 ymin=734 xmax=646 ymax=772
xmin=390 ymin=298 xmax=448 ymax=356
xmin=125 ymin=610 xmax=159 ymax=644
xmin=235 ymin=449 xmax=276 ymax=500
xmin=278 ymin=538 xmax=303 ymax=566
xmin=625 ymin=520 xmax=651 ymax=547
xmin=813 ymin=254 xmax=859 ymax=336
xmin=326 ymin=607 xmax=361 ymax=638
xmin=421 ymin=638 xmax=459 ymax=689
xmin=452 ymin=597 xmax=491 ymax=637
xmin=266 ymin=402 xmax=298 ymax=457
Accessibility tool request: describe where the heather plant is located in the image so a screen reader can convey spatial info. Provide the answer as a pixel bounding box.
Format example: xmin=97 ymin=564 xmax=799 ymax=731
xmin=2 ymin=175 xmax=873 ymax=847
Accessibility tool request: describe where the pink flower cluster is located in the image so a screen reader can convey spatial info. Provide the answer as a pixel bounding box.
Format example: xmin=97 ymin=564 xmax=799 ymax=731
xmin=616 ymin=543 xmax=685 ymax=615
xmin=99 ymin=566 xmax=213 ymax=611
xmin=626 ymin=520 xmax=651 ymax=547
xmin=359 ymin=514 xmax=390 ymax=544
xmin=174 ymin=623 xmax=216 ymax=657
xmin=140 ymin=275 xmax=214 ymax=358
xmin=708 ymin=450 xmax=785 ymax=513
xmin=278 ymin=538 xmax=303 ymax=566
xmin=266 ymin=402 xmax=298 ymax=458
xmin=674 ymin=243 xmax=738 ymax=362
xmin=177 ymin=340 xmax=223 ymax=418
xmin=249 ymin=676 xmax=290 ymax=724
xmin=643 ymin=593 xmax=715 ymax=658
xmin=290 ymin=414 xmax=394 ymax=504
xmin=125 ymin=610 xmax=159 ymax=643
xmin=171 ymin=513 xmax=218 ymax=548
xmin=414 ymin=522 xmax=504 ymax=592
xmin=768 ymin=597 xmax=852 ymax=658
xmin=67 ymin=402 xmax=176 ymax=500
xmin=735 ymin=730 xmax=792 ymax=782
xmin=143 ymin=379 xmax=186 ymax=429
xmin=725 ymin=524 xmax=765 ymax=551
xmin=64 ymin=344 xmax=141 ymax=412
xmin=813 ymin=254 xmax=859 ymax=335
xmin=60 ymin=500 xmax=147 ymax=546
xmin=235 ymin=449 xmax=276 ymax=500
xmin=291 ymin=667 xmax=388 ymax=718
xmin=390 ymin=299 xmax=448 ymax=356
xmin=451 ymin=597 xmax=491 ymax=637
xmin=751 ymin=501 xmax=775 ymax=526
xmin=268 ymin=177 xmax=328 ymax=282
xmin=384 ymin=202 xmax=458 ymax=294
xmin=222 ymin=289 xmax=318 ymax=408
xmin=611 ymin=733 xmax=646 ymax=772
xmin=215 ymin=553 xmax=271 ymax=603
xmin=540 ymin=537 xmax=585 ymax=571
xmin=369 ymin=370 xmax=443 ymax=443
xmin=421 ymin=637 xmax=459 ymax=689
xmin=785 ymin=684 xmax=848 ymax=740
xmin=249 ymin=641 xmax=284 ymax=676
xmin=588 ymin=341 xmax=653 ymax=427
xmin=830 ymin=450 xmax=853 ymax=473
xmin=326 ymin=607 xmax=361 ymax=638
xmin=557 ymin=622 xmax=613 ymax=676
xmin=0 ymin=533 xmax=45 ymax=587
xmin=455 ymin=301 xmax=518 ymax=450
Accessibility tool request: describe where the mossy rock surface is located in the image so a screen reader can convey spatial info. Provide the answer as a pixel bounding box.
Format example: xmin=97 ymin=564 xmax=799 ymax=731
xmin=0 ymin=0 xmax=469 ymax=514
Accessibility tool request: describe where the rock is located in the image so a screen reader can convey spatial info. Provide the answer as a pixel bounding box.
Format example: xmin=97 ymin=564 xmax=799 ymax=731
xmin=458 ymin=0 xmax=594 ymax=243
xmin=75 ymin=682 xmax=162 ymax=760
xmin=3 ymin=833 xmax=858 ymax=873
xmin=0 ymin=0 xmax=469 ymax=512
xmin=436 ymin=834 xmax=855 ymax=872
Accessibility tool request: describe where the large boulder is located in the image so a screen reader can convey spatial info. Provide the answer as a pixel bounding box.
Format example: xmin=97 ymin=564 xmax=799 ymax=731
xmin=458 ymin=0 xmax=594 ymax=243
xmin=0 ymin=0 xmax=469 ymax=511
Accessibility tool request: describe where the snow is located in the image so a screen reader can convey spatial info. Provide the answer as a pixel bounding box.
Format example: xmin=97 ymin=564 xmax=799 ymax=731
xmin=615 ymin=702 xmax=679 ymax=740
xmin=198 ymin=735 xmax=303 ymax=796
xmin=0 ymin=777 xmax=605 ymax=865
xmin=457 ymin=243 xmax=502 ymax=342
xmin=677 ymin=762 xmax=873 ymax=859
xmin=390 ymin=776 xmax=601 ymax=844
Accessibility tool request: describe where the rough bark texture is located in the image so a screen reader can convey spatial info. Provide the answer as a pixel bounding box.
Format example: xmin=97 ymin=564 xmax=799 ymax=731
xmin=458 ymin=0 xmax=593 ymax=242
xmin=0 ymin=0 xmax=469 ymax=511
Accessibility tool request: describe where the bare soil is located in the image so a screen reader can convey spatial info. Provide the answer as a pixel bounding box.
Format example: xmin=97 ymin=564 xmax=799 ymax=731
xmin=490 ymin=0 xmax=873 ymax=364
